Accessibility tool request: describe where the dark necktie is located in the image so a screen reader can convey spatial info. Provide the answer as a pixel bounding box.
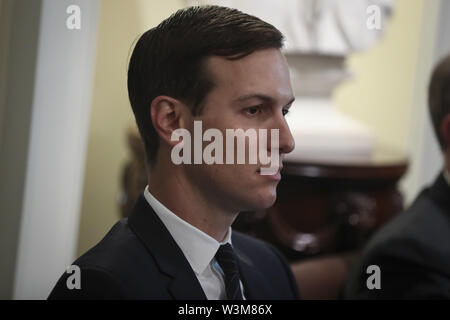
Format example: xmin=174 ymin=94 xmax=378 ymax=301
xmin=215 ymin=243 xmax=244 ymax=300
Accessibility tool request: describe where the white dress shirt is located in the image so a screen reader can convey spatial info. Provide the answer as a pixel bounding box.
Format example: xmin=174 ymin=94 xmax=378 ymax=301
xmin=143 ymin=186 xmax=245 ymax=300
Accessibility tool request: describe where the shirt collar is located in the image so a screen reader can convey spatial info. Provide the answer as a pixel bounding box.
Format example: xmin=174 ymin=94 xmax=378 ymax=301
xmin=143 ymin=186 xmax=232 ymax=275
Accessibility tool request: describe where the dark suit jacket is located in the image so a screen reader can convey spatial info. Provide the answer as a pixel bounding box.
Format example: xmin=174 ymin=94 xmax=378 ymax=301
xmin=343 ymin=173 xmax=450 ymax=299
xmin=48 ymin=194 xmax=299 ymax=300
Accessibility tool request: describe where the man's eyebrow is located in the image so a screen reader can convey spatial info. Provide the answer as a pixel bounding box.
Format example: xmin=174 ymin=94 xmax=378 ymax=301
xmin=284 ymin=96 xmax=295 ymax=107
xmin=233 ymin=94 xmax=295 ymax=107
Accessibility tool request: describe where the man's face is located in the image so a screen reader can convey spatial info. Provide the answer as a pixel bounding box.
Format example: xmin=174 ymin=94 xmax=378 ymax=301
xmin=184 ymin=48 xmax=295 ymax=213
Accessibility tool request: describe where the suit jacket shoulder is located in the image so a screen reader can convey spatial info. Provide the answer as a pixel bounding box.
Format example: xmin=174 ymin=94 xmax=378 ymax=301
xmin=48 ymin=218 xmax=176 ymax=299
xmin=343 ymin=174 xmax=450 ymax=299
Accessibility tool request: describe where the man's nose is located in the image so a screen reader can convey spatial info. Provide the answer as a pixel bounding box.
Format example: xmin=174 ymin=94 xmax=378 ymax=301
xmin=276 ymin=116 xmax=295 ymax=155
xmin=266 ymin=115 xmax=295 ymax=155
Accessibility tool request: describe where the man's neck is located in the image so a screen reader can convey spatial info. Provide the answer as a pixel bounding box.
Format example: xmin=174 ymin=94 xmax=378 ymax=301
xmin=147 ymin=160 xmax=237 ymax=242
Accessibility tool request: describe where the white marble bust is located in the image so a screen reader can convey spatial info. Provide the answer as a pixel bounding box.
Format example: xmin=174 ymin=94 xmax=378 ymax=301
xmin=188 ymin=0 xmax=394 ymax=55
xmin=187 ymin=0 xmax=395 ymax=164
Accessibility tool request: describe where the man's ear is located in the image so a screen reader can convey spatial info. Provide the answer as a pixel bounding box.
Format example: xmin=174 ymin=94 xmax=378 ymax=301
xmin=441 ymin=113 xmax=450 ymax=148
xmin=150 ymin=96 xmax=187 ymax=147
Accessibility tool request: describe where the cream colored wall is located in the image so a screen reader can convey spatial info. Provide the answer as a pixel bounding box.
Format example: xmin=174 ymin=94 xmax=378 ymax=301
xmin=334 ymin=0 xmax=436 ymax=151
xmin=334 ymin=0 xmax=440 ymax=203
xmin=77 ymin=0 xmax=184 ymax=256
xmin=399 ymin=0 xmax=442 ymax=203
xmin=78 ymin=0 xmax=439 ymax=255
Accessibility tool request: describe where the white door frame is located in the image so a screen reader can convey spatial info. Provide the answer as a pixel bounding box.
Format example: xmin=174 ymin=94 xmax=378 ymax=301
xmin=13 ymin=0 xmax=100 ymax=299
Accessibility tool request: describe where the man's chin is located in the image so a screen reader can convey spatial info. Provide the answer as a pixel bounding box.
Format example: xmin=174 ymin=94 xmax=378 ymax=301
xmin=259 ymin=197 xmax=277 ymax=210
xmin=247 ymin=191 xmax=277 ymax=211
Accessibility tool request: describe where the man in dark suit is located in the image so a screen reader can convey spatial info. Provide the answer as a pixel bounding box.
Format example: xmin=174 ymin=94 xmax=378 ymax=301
xmin=344 ymin=54 xmax=450 ymax=299
xmin=49 ymin=5 xmax=299 ymax=300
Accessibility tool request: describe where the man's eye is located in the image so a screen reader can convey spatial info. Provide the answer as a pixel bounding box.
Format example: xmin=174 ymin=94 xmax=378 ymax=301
xmin=282 ymin=108 xmax=289 ymax=116
xmin=245 ymin=106 xmax=261 ymax=115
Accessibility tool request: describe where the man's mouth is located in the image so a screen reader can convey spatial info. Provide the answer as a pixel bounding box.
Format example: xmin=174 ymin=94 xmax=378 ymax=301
xmin=256 ymin=164 xmax=283 ymax=180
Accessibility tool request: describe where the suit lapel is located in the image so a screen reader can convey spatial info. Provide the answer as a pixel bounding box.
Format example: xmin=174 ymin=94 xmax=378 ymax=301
xmin=128 ymin=194 xmax=207 ymax=300
xmin=234 ymin=246 xmax=272 ymax=299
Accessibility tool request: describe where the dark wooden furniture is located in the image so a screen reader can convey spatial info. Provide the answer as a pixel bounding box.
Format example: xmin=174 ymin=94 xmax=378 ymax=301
xmin=233 ymin=147 xmax=408 ymax=261
xmin=233 ymin=147 xmax=408 ymax=299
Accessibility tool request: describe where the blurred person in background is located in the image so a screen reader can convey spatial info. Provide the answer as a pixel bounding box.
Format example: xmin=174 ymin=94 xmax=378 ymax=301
xmin=344 ymin=54 xmax=450 ymax=299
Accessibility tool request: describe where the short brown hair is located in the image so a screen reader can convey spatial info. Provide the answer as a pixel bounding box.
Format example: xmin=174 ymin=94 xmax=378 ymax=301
xmin=127 ymin=5 xmax=284 ymax=165
xmin=429 ymin=54 xmax=450 ymax=150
